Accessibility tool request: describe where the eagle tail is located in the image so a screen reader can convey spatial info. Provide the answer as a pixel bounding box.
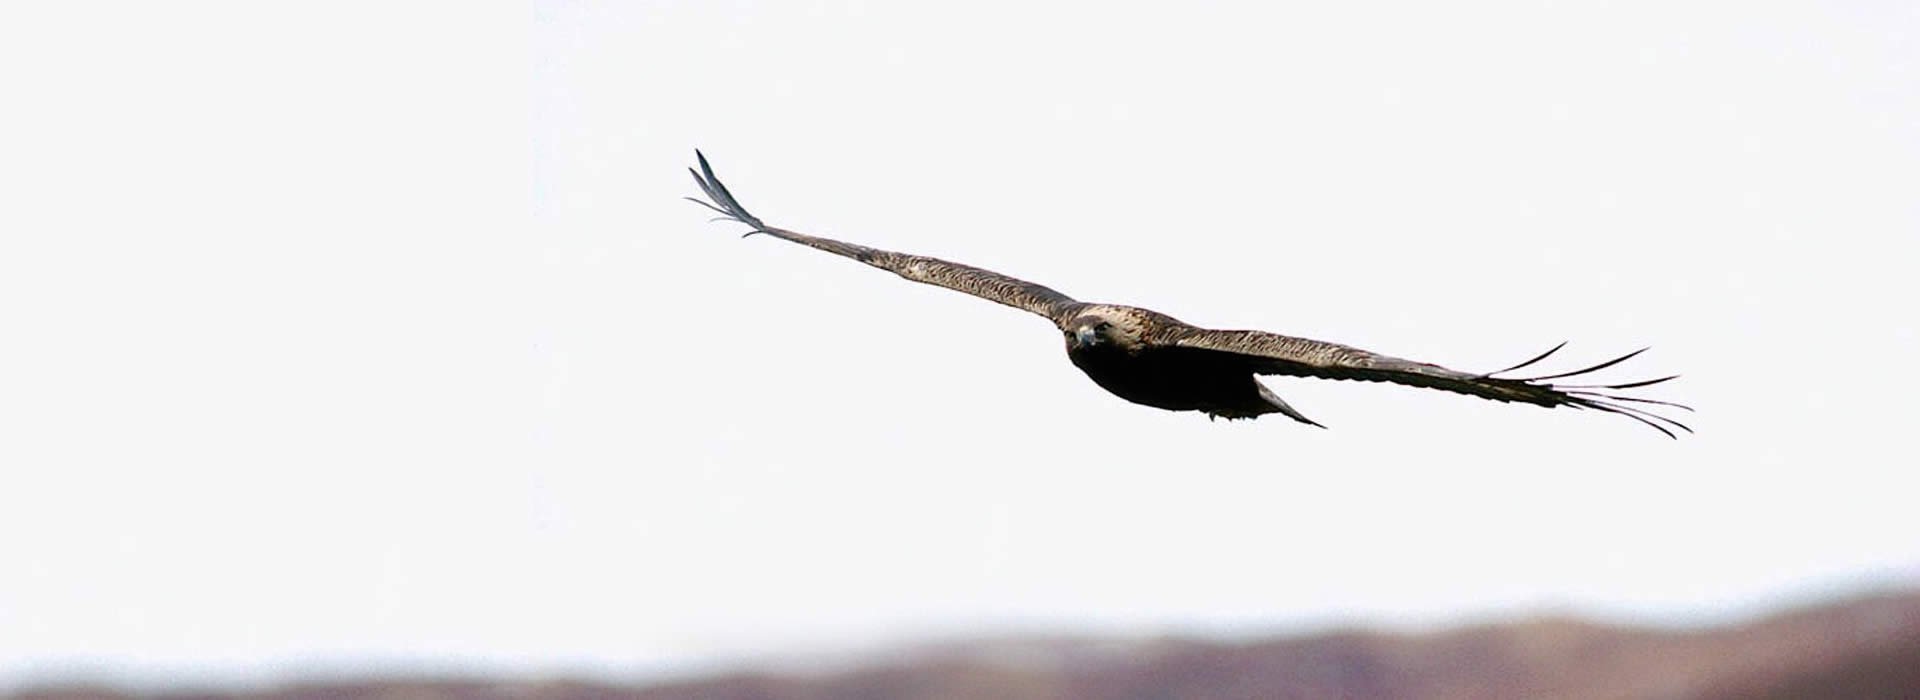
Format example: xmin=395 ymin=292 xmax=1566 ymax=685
xmin=1257 ymin=381 xmax=1327 ymax=429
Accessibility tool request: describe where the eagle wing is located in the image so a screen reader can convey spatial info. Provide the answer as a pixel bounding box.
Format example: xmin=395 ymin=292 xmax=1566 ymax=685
xmin=1168 ymin=328 xmax=1692 ymax=437
xmin=688 ymin=151 xmax=1082 ymax=323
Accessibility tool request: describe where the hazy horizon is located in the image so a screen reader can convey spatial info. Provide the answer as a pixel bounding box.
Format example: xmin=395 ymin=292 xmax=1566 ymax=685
xmin=11 ymin=584 xmax=1917 ymax=692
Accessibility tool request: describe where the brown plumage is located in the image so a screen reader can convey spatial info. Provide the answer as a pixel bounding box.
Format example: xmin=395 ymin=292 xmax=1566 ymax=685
xmin=687 ymin=151 xmax=1692 ymax=437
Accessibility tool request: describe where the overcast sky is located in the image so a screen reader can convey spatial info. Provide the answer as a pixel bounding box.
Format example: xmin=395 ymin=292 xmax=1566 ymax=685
xmin=3 ymin=0 xmax=1917 ymax=690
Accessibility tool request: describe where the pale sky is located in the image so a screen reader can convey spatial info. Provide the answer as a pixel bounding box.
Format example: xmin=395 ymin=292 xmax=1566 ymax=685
xmin=3 ymin=0 xmax=1918 ymax=690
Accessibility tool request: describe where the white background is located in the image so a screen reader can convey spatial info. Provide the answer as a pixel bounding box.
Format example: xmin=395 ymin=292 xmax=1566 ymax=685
xmin=3 ymin=0 xmax=1916 ymax=689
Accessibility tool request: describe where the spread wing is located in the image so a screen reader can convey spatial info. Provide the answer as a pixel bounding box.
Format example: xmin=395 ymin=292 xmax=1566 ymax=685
xmin=687 ymin=151 xmax=1082 ymax=323
xmin=1170 ymin=328 xmax=1692 ymax=437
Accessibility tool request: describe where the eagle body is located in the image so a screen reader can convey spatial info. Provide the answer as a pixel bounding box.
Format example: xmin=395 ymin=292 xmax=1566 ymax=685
xmin=1067 ymin=343 xmax=1288 ymax=421
xmin=1060 ymin=304 xmax=1304 ymax=422
xmin=687 ymin=151 xmax=1690 ymax=437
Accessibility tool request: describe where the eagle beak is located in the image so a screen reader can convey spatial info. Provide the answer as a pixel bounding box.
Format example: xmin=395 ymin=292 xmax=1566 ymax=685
xmin=1075 ymin=327 xmax=1100 ymax=345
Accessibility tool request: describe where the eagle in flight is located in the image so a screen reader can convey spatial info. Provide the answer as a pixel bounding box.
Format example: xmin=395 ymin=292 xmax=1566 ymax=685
xmin=687 ymin=151 xmax=1690 ymax=437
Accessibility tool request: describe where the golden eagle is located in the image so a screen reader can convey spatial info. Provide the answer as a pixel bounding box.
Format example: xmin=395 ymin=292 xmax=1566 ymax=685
xmin=688 ymin=152 xmax=1690 ymax=437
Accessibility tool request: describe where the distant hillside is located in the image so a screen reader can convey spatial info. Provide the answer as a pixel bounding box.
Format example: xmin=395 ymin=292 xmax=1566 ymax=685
xmin=15 ymin=590 xmax=1920 ymax=700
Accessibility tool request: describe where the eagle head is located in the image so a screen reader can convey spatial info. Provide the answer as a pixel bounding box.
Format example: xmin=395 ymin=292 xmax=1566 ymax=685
xmin=1065 ymin=307 xmax=1147 ymax=351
